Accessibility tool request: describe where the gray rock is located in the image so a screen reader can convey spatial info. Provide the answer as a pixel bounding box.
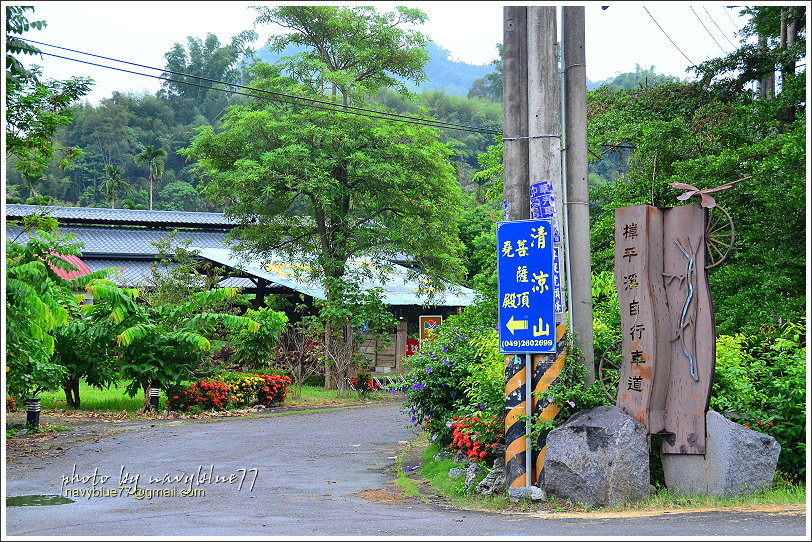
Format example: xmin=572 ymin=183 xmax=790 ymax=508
xmin=453 ymin=451 xmax=470 ymax=465
xmin=463 ymin=463 xmax=482 ymax=490
xmin=508 ymin=485 xmax=545 ymax=502
xmin=448 ymin=468 xmax=466 ymax=479
xmin=434 ymin=450 xmax=451 ymax=461
xmin=661 ymin=411 xmax=781 ymax=497
xmin=474 ymin=455 xmax=506 ymax=496
xmin=543 ymin=406 xmax=650 ymax=507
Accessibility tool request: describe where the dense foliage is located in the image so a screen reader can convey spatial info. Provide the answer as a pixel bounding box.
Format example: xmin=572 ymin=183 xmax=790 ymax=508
xmin=711 ymin=322 xmax=807 ymax=483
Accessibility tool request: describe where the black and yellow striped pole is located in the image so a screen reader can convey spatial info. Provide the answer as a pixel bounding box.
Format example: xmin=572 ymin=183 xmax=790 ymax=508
xmin=531 ymin=324 xmax=567 ymax=485
xmin=504 ymin=353 xmax=529 ymax=489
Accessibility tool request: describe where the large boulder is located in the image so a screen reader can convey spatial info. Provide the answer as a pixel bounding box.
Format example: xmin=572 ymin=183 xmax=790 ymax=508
xmin=661 ymin=411 xmax=781 ymax=497
xmin=543 ymin=406 xmax=650 ymax=507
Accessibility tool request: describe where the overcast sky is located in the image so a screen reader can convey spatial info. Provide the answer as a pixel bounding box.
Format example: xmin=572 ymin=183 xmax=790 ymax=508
xmin=15 ymin=1 xmax=758 ymax=103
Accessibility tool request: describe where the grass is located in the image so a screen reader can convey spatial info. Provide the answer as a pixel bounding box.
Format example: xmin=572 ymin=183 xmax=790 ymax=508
xmin=410 ymin=438 xmax=807 ymax=514
xmin=15 ymin=379 xmax=400 ymax=417
xmin=6 ymin=424 xmax=71 ymax=438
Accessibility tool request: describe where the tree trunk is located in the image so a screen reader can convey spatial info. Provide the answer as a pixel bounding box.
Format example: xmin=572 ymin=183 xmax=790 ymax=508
xmin=63 ymin=376 xmax=81 ymax=408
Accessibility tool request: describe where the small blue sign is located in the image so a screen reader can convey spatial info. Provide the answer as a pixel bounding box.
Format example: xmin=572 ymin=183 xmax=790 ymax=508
xmin=497 ymin=219 xmax=556 ymax=354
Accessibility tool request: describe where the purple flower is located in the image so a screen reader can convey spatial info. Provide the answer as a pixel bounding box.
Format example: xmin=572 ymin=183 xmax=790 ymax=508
xmin=446 ymin=421 xmax=453 ymax=427
xmin=412 ymin=383 xmax=425 ymax=391
xmin=479 ymin=405 xmax=485 ymax=409
xmin=443 ymin=358 xmax=450 ymax=364
xmin=451 ymin=342 xmax=457 ymax=346
xmin=568 ymin=401 xmax=576 ymax=408
xmin=547 ymin=397 xmax=554 ymax=403
xmin=404 ymin=466 xmax=420 ymax=472
xmin=442 ymin=347 xmax=449 ymax=353
xmin=441 ymin=382 xmax=446 ymax=387
xmin=426 ymin=366 xmax=433 ymax=373
xmin=431 ymin=435 xmax=438 ymax=441
xmin=410 ymin=417 xmax=416 ymax=423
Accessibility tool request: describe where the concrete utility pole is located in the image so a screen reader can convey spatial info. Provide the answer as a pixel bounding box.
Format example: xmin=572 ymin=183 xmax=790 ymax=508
xmin=562 ymin=6 xmax=595 ymax=385
xmin=502 ymin=6 xmax=530 ymax=221
xmin=501 ymin=4 xmax=532 ymax=493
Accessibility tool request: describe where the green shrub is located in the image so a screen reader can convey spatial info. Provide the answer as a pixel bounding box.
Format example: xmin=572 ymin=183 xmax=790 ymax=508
xmin=165 ymin=379 xmax=232 ymax=412
xmin=255 ymin=373 xmax=292 ymax=405
xmin=165 ymin=373 xmax=292 ymax=412
xmin=449 ymin=412 xmax=504 ymax=463
xmin=398 ymin=301 xmax=500 ymax=447
xmin=218 ymin=372 xmax=266 ymax=407
xmin=711 ymin=320 xmax=806 ymax=483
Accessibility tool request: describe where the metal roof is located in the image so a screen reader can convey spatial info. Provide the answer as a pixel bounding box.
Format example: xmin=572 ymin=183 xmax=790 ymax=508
xmin=194 ymin=247 xmax=477 ymax=307
xmin=82 ymin=258 xmax=255 ymax=290
xmin=6 ymin=204 xmax=236 ymax=229
xmin=7 ymin=225 xmax=230 ymax=256
xmin=6 ymin=205 xmax=477 ymax=306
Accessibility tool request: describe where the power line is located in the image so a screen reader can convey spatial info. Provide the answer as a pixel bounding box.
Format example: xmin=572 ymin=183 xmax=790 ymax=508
xmin=704 ymin=7 xmax=738 ymax=49
xmin=643 ymin=6 xmax=696 ymax=68
xmin=691 ymin=6 xmax=729 ymax=55
xmin=15 ymin=38 xmax=639 ymax=155
xmin=722 ymin=6 xmax=741 ymax=33
xmin=17 ymin=37 xmax=502 ymax=136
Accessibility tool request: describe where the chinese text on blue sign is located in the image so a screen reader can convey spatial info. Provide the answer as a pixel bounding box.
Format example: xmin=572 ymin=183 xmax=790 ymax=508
xmin=497 ymin=219 xmax=556 ymax=354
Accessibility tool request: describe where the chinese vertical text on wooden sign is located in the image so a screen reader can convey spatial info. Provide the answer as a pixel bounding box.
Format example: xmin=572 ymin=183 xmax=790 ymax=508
xmin=614 ymin=204 xmax=716 ymax=454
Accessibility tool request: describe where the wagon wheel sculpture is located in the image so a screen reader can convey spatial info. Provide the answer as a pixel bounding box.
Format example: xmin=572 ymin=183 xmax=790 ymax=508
xmin=597 ymin=339 xmax=623 ymax=402
xmin=670 ymin=176 xmax=750 ymax=270
xmin=704 ymin=205 xmax=735 ymax=269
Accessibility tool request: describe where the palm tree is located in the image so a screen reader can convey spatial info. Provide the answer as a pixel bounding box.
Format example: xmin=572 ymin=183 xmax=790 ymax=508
xmin=101 ymin=164 xmax=134 ymax=209
xmin=134 ymin=145 xmax=167 ymax=210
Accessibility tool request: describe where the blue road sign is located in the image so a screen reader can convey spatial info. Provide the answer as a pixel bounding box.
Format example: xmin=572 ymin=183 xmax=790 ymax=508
xmin=497 ymin=219 xmax=556 ymax=354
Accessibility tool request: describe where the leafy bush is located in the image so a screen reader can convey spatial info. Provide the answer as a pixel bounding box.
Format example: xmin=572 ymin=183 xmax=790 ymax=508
xmin=166 ymin=373 xmax=292 ymax=412
xmin=165 ymin=379 xmax=232 ymax=412
xmin=350 ymin=371 xmax=381 ymax=395
xmin=218 ymin=372 xmax=266 ymax=407
xmin=255 ymin=373 xmax=292 ymax=405
xmin=398 ymin=301 xmax=500 ymax=447
xmin=711 ymin=320 xmax=806 ymax=483
xmin=231 ymin=306 xmax=288 ymax=370
xmin=449 ymin=413 xmax=504 ymax=463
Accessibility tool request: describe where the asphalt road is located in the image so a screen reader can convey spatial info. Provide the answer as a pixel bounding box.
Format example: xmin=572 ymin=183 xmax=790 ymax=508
xmin=4 ymin=403 xmax=808 ymax=537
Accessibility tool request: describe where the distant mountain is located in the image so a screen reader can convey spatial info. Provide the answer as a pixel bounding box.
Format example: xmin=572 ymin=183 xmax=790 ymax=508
xmin=253 ymin=42 xmax=496 ymax=97
xmin=253 ymin=42 xmax=605 ymax=97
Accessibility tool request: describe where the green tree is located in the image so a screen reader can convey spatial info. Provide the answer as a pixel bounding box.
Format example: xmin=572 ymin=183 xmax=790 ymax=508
xmin=158 ymin=181 xmax=204 ymax=211
xmin=586 ymin=6 xmax=806 ymax=335
xmin=101 ymin=164 xmax=133 ymax=208
xmin=134 ymin=145 xmax=167 ymax=210
xmin=5 ymin=6 xmax=92 ymax=183
xmin=183 ymin=76 xmax=465 ymax=295
xmin=5 ymin=215 xmax=108 ymax=400
xmin=114 ymin=285 xmax=260 ymax=411
xmin=51 ymin=276 xmax=132 ymax=408
xmin=160 ymin=30 xmax=258 ymax=123
xmin=253 ymin=5 xmax=430 ymax=105
xmin=467 ymin=44 xmax=503 ymax=101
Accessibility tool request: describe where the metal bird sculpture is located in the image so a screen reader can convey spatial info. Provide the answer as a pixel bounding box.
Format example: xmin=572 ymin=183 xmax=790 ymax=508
xmin=669 ymin=176 xmax=751 ymax=208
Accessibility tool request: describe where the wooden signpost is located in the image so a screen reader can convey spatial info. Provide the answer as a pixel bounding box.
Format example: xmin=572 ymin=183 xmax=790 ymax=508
xmin=614 ymin=203 xmax=720 ymax=454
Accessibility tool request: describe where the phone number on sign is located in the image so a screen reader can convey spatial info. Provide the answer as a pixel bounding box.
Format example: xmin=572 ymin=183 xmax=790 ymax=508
xmin=500 ymin=339 xmax=554 ymax=348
